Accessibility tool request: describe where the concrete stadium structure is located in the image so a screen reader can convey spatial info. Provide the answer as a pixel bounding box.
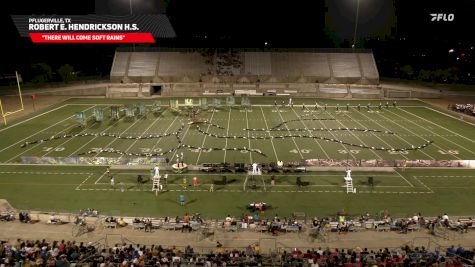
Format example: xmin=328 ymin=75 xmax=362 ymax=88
xmin=108 ymin=49 xmax=384 ymax=99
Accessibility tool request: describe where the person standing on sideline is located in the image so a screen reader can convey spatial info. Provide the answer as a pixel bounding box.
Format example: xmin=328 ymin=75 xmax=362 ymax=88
xmin=154 ymin=165 xmax=160 ymax=177
xmin=110 ymin=176 xmax=115 ymax=188
xmin=183 ymin=177 xmax=187 ymax=190
xmin=119 ymin=181 xmax=125 ymax=192
xmin=193 ymin=177 xmax=198 ymax=191
xmin=179 ymin=194 xmax=185 ymax=206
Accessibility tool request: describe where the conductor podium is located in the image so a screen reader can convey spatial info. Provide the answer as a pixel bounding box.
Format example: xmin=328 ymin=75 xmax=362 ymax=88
xmin=172 ymin=163 xmax=188 ymax=173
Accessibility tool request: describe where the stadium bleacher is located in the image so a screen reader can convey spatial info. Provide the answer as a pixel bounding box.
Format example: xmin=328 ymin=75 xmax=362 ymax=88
xmin=108 ymin=50 xmax=381 ymax=98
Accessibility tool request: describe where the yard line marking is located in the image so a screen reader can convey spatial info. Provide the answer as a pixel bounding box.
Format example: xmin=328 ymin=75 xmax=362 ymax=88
xmin=120 ymin=109 xmax=166 ymax=159
xmin=75 ymin=173 xmax=94 ymax=190
xmin=355 ymin=108 xmax=418 ymax=156
xmin=94 ymin=115 xmax=149 ymax=157
xmin=399 ymin=107 xmax=475 ymax=155
xmin=260 ymin=106 xmax=279 ymax=162
xmin=195 ymin=110 xmax=217 ymax=165
xmin=385 ymin=108 xmax=464 ymax=159
xmin=4 ymin=106 xmax=97 ymax=162
xmin=412 ymin=176 xmax=434 ymax=193
xmin=289 ymin=107 xmax=330 ymax=159
xmin=315 ymin=102 xmax=357 ymax=160
xmin=393 ymin=169 xmax=415 ymax=188
xmin=0 ymin=105 xmax=93 ymax=155
xmin=371 ymin=110 xmax=435 ymax=160
xmin=223 ymin=108 xmax=232 ymax=163
xmin=105 ymin=172 xmax=404 ymax=177
xmin=424 ymin=106 xmax=475 ymax=127
xmin=276 ymin=107 xmax=304 ymax=159
xmin=67 ymin=122 xmax=123 ymax=157
xmin=348 ymin=107 xmax=408 ymax=160
xmin=0 ymin=171 xmax=91 ymax=175
xmin=40 ymin=106 xmax=103 ymax=158
xmin=0 ymin=104 xmax=68 ymax=133
xmin=151 ymin=113 xmax=179 ymax=158
xmin=245 ymin=108 xmax=254 ymax=163
xmin=94 ymin=171 xmax=107 ymax=185
xmin=170 ymin=121 xmax=190 ymax=163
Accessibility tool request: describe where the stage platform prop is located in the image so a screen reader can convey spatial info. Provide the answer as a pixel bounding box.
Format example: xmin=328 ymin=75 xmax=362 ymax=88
xmin=110 ymin=106 xmax=122 ymax=120
xmin=74 ymin=112 xmax=87 ymax=127
xmin=92 ymin=108 xmax=103 ymax=122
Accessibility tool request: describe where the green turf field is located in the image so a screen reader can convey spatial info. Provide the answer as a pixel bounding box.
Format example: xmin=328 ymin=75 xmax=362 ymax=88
xmin=0 ymin=97 xmax=474 ymax=163
xmin=1 ymin=165 xmax=475 ymax=218
xmin=0 ymin=97 xmax=474 ymax=218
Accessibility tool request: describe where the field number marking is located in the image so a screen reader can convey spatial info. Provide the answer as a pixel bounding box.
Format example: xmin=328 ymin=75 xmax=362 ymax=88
xmin=139 ymin=148 xmax=162 ymax=153
xmin=438 ymin=150 xmax=459 ymax=155
xmin=388 ymin=150 xmax=409 ymax=155
xmin=290 ymin=149 xmax=312 ymax=154
xmin=42 ymin=146 xmax=65 ymax=152
xmin=338 ymin=149 xmax=360 ymax=154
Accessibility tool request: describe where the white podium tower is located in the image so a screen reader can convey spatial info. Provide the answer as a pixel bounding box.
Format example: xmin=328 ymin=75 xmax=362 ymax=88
xmin=344 ymin=169 xmax=356 ymax=194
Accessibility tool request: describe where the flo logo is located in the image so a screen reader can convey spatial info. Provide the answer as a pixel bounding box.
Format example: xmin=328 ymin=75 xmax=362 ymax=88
xmin=430 ymin=13 xmax=454 ymax=21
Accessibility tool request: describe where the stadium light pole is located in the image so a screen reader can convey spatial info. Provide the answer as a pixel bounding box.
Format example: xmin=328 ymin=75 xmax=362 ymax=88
xmin=352 ymin=0 xmax=360 ymax=49
xmin=130 ymin=0 xmax=135 ymax=52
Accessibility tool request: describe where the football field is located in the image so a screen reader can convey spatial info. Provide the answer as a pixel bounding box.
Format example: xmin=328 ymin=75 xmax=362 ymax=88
xmin=1 ymin=97 xmax=475 ymax=163
xmin=0 ymin=97 xmax=474 ymax=218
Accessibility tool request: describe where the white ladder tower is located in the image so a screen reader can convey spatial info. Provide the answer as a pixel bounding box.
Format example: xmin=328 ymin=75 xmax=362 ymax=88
xmin=152 ymin=174 xmax=161 ymax=196
xmin=344 ymin=169 xmax=356 ymax=194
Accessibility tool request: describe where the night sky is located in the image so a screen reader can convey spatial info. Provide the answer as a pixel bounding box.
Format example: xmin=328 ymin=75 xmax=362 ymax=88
xmin=2 ymin=0 xmax=474 ymax=82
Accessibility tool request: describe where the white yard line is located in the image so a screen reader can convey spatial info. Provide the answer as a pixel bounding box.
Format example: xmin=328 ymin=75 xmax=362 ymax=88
xmin=346 ymin=108 xmax=408 ymax=160
xmin=150 ymin=114 xmax=180 ymax=156
xmin=315 ymin=102 xmax=357 ymax=160
xmin=425 ymin=106 xmax=475 ymax=127
xmin=94 ymin=171 xmax=107 ymax=184
xmin=289 ymin=108 xmax=330 ymax=159
xmin=94 ymin=118 xmax=145 ymax=157
xmin=223 ymin=108 xmax=232 ymax=163
xmin=75 ymin=173 xmax=94 ymax=190
xmin=412 ymin=176 xmax=434 ymax=193
xmin=398 ymin=107 xmax=475 ymax=154
xmin=275 ymin=108 xmax=304 ymax=159
xmin=195 ymin=110 xmax=217 ymax=165
xmin=119 ymin=111 xmax=166 ymax=159
xmin=384 ymin=108 xmax=464 ymax=159
xmin=369 ymin=111 xmax=435 ymax=160
xmin=0 ymin=105 xmax=93 ymax=154
xmin=170 ymin=122 xmax=190 ymax=164
xmin=393 ymin=169 xmax=415 ymax=188
xmin=245 ymin=109 xmax=254 ymax=163
xmin=4 ymin=106 xmax=97 ymax=162
xmin=0 ymin=104 xmax=68 ymax=133
xmin=259 ymin=106 xmax=279 ymax=162
xmin=67 ymin=115 xmax=125 ymax=157
xmin=39 ymin=106 xmax=102 ymax=158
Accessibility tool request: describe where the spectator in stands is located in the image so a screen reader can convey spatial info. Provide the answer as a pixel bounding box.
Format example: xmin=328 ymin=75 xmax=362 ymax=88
xmin=118 ymin=217 xmax=127 ymax=227
xmin=19 ymin=212 xmax=31 ymax=223
xmin=144 ymin=218 xmax=152 ymax=232
xmin=48 ymin=214 xmax=61 ymax=224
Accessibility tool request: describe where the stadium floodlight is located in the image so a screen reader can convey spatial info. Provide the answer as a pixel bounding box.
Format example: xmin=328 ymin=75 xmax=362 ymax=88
xmin=448 ymin=49 xmax=454 ymax=53
xmin=352 ymin=0 xmax=360 ymax=49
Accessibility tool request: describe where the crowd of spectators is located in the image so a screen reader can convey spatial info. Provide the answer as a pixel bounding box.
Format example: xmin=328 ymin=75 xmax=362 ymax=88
xmin=0 ymin=238 xmax=473 ymax=267
xmin=448 ymin=104 xmax=475 ymax=116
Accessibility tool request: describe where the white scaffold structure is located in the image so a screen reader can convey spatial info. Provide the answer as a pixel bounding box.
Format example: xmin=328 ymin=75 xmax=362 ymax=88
xmin=344 ymin=169 xmax=356 ymax=194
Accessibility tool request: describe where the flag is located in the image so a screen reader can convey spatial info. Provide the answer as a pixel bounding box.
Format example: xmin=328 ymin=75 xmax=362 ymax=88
xmin=31 ymin=94 xmax=37 ymax=100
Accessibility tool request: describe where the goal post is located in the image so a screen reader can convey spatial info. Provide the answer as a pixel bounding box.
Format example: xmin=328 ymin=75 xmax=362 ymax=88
xmin=0 ymin=71 xmax=25 ymax=126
